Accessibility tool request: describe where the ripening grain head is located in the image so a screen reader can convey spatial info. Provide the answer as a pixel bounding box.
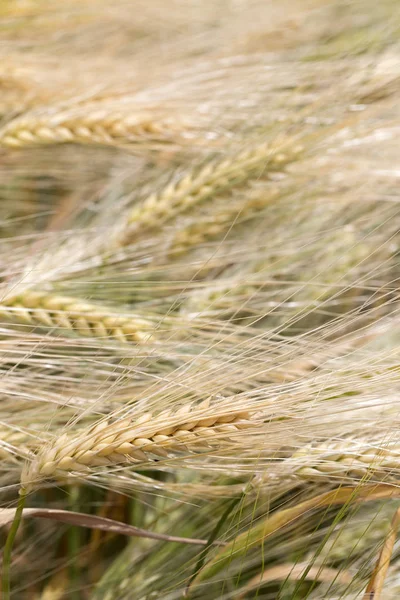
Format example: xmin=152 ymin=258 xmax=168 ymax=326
xmin=21 ymin=405 xmax=252 ymax=492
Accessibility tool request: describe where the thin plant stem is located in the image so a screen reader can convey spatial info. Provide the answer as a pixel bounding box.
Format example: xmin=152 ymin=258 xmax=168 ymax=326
xmin=2 ymin=492 xmax=26 ymax=600
xmin=68 ymin=485 xmax=81 ymax=600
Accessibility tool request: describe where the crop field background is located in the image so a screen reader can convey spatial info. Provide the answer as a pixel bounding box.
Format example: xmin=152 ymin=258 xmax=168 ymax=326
xmin=1 ymin=1 xmax=400 ymax=598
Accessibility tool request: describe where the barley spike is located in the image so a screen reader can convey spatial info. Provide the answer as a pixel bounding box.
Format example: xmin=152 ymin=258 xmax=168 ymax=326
xmin=0 ymin=291 xmax=153 ymax=343
xmin=122 ymin=141 xmax=302 ymax=244
xmin=21 ymin=405 xmax=252 ymax=492
xmin=0 ymin=109 xmax=185 ymax=150
xmin=293 ymin=439 xmax=400 ymax=483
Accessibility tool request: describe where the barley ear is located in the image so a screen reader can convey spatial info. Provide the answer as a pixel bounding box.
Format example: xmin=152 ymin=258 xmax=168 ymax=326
xmin=120 ymin=141 xmax=302 ymax=245
xmin=0 ymin=291 xmax=154 ymax=344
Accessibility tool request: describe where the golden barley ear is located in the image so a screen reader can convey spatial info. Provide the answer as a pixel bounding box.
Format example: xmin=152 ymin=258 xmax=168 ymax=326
xmin=21 ymin=402 xmax=253 ymax=493
xmin=120 ymin=140 xmax=303 ymax=245
xmin=0 ymin=108 xmax=189 ymax=150
xmin=0 ymin=291 xmax=154 ymax=343
xmin=293 ymin=439 xmax=400 ymax=484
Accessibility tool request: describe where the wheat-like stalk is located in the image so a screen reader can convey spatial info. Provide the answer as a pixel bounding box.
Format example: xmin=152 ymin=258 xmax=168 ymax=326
xmin=0 ymin=108 xmax=186 ymax=149
xmin=168 ymin=186 xmax=282 ymax=257
xmin=121 ymin=140 xmax=302 ymax=244
xmin=292 ymin=439 xmax=400 ymax=483
xmin=0 ymin=428 xmax=34 ymax=462
xmin=21 ymin=401 xmax=252 ymax=493
xmin=0 ymin=291 xmax=153 ymax=343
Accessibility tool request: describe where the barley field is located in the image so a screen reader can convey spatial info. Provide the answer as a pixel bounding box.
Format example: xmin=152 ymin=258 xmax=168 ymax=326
xmin=1 ymin=1 xmax=400 ymax=598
